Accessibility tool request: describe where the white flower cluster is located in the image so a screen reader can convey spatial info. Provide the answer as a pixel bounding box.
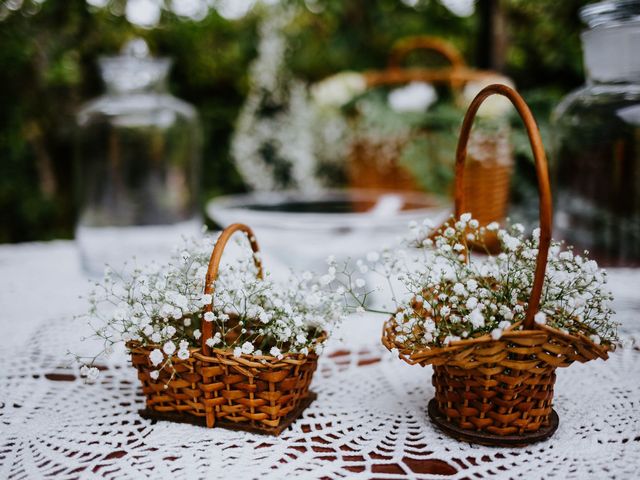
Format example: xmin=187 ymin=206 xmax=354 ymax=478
xmin=231 ymin=10 xmax=321 ymax=192
xmin=310 ymin=72 xmax=366 ymax=108
xmin=342 ymin=214 xmax=618 ymax=349
xmin=388 ymin=82 xmax=438 ymax=113
xmin=461 ymin=74 xmax=516 ymax=118
xmin=79 ymin=231 xmax=346 ymax=381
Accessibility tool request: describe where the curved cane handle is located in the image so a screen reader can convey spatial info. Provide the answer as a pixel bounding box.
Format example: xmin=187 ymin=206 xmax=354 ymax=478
xmin=454 ymin=84 xmax=552 ymax=330
xmin=200 ymin=223 xmax=263 ymax=355
xmin=388 ymin=36 xmax=466 ymax=70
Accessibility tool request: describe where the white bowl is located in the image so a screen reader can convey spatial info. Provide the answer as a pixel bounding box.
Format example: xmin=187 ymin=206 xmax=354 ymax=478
xmin=206 ymin=190 xmax=451 ymax=272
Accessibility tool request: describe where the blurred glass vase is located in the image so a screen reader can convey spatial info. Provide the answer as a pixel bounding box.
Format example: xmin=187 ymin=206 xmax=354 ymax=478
xmin=553 ymin=0 xmax=640 ymax=266
xmin=76 ymin=39 xmax=201 ymax=275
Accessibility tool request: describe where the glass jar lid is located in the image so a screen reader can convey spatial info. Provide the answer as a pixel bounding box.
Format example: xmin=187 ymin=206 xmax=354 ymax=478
xmin=99 ymin=38 xmax=171 ymax=94
xmin=580 ymin=0 xmax=640 ymax=29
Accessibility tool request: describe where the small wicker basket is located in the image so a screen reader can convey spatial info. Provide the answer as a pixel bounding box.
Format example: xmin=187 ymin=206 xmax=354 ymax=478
xmin=129 ymin=223 xmax=322 ymax=435
xmin=381 ymin=85 xmax=612 ymax=447
xmin=350 ymin=36 xmax=513 ymax=232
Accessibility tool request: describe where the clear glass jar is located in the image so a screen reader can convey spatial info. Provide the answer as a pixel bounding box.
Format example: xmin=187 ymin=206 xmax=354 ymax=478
xmin=552 ymin=0 xmax=640 ymax=267
xmin=76 ymin=39 xmax=201 ymax=274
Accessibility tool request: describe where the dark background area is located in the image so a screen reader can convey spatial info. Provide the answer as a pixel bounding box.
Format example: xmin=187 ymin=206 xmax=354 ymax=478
xmin=0 ymin=0 xmax=590 ymax=243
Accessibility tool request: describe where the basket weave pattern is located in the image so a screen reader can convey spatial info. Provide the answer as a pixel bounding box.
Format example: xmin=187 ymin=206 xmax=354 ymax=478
xmin=382 ymin=321 xmax=608 ymax=436
xmin=193 ymin=350 xmax=319 ymax=429
xmin=130 ymin=345 xmax=200 ymax=415
xmin=127 ymin=224 xmax=322 ymax=435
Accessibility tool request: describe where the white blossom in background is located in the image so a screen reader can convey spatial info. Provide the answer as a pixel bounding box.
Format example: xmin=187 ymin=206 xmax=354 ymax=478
xmin=439 ymin=0 xmax=475 ymax=17
xmin=462 ymin=74 xmax=516 ymax=118
xmin=310 ymin=72 xmax=366 ymax=108
xmin=231 ymin=8 xmax=321 ymax=191
xmin=1 ymin=0 xmax=473 ymax=25
xmin=388 ymin=82 xmax=438 ymax=113
xmin=215 ymin=0 xmax=257 ymax=20
xmin=77 ymin=0 xmax=265 ymax=27
xmin=171 ymin=0 xmax=208 ymax=20
xmin=125 ymin=0 xmax=162 ymax=28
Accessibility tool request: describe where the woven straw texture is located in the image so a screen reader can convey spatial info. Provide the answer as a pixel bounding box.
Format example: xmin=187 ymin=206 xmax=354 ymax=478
xmin=381 ymin=84 xmax=613 ymax=443
xmin=127 ymin=223 xmax=322 ymax=435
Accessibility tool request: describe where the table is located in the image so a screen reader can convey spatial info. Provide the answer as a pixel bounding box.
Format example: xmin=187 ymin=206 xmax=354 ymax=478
xmin=1 ymin=240 xmax=639 ymax=479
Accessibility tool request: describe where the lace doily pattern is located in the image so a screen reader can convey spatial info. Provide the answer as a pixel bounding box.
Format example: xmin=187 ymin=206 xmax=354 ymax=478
xmin=1 ymin=315 xmax=640 ymax=480
xmin=1 ymin=242 xmax=640 ymax=479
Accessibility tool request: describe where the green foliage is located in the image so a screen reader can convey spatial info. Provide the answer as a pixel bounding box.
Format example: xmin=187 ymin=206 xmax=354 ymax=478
xmin=0 ymin=0 xmax=591 ymax=242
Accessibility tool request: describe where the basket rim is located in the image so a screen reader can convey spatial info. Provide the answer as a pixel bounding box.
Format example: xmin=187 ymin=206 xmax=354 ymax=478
xmin=381 ymin=313 xmax=612 ymax=367
xmin=126 ymin=330 xmax=328 ymax=368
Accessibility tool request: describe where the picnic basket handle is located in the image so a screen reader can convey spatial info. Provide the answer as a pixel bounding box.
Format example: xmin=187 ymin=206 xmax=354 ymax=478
xmin=454 ymin=84 xmax=552 ymax=330
xmin=388 ymin=36 xmax=466 ymax=70
xmin=200 ymin=223 xmax=263 ymax=355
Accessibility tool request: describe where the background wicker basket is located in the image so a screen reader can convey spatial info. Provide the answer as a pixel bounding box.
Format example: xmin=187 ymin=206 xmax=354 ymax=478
xmin=129 ymin=223 xmax=322 ymax=435
xmin=381 ymin=84 xmax=612 ymax=447
xmin=350 ymin=36 xmax=513 ymax=232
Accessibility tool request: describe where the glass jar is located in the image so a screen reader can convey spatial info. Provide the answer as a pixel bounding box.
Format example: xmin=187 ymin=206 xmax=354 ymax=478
xmin=552 ymin=0 xmax=640 ymax=267
xmin=76 ymin=39 xmax=201 ymax=274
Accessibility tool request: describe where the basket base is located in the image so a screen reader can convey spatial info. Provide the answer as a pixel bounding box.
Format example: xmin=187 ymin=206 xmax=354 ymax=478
xmin=427 ymin=398 xmax=559 ymax=447
xmin=139 ymin=392 xmax=317 ymax=436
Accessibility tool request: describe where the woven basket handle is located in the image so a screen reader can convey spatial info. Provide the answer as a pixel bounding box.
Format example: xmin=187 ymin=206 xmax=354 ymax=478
xmin=455 ymin=84 xmax=552 ymax=330
xmin=388 ymin=36 xmax=466 ymax=70
xmin=200 ymin=223 xmax=263 ymax=355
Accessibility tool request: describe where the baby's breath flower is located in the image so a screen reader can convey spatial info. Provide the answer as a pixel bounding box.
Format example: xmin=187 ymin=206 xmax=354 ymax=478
xmin=201 ymin=293 xmax=212 ymax=305
xmin=465 ymin=297 xmax=478 ymax=310
xmin=149 ymin=349 xmax=163 ymax=366
xmin=163 ymin=341 xmax=176 ymax=356
xmin=452 ymin=283 xmax=466 ymax=296
xmin=534 ymin=311 xmax=547 ymax=325
xmin=469 ymin=309 xmax=485 ymax=329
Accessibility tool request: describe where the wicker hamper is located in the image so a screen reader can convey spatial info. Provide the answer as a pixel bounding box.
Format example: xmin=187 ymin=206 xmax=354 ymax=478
xmin=351 ymin=36 xmax=513 ymax=233
xmin=129 ymin=223 xmax=322 ymax=435
xmin=382 ymin=84 xmax=612 ymax=447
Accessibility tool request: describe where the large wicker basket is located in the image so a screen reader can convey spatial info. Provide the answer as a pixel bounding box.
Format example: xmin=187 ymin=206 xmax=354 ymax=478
xmin=381 ymin=85 xmax=612 ymax=446
xmin=350 ymin=36 xmax=513 ymax=231
xmin=129 ymin=223 xmax=322 ymax=435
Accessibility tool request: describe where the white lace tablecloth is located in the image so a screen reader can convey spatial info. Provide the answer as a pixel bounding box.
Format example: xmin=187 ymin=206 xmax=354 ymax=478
xmin=1 ymin=241 xmax=640 ymax=480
